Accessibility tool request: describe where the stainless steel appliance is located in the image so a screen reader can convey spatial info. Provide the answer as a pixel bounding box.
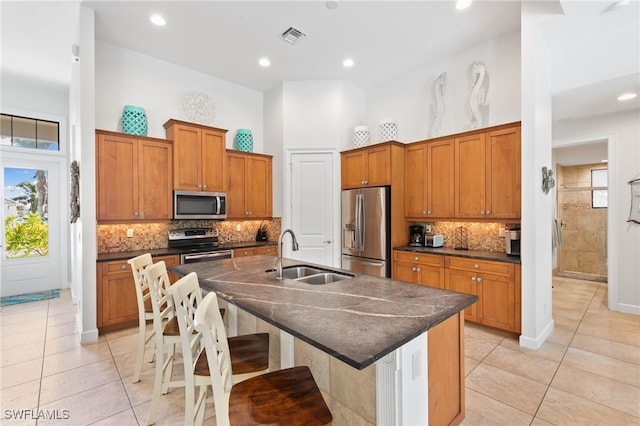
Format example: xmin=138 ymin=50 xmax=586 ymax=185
xmin=173 ymin=190 xmax=227 ymax=220
xmin=168 ymin=228 xmax=234 ymax=264
xmin=409 ymin=225 xmax=425 ymax=246
xmin=505 ymin=227 xmax=521 ymax=256
xmin=425 ymin=234 xmax=444 ymax=247
xmin=341 ymin=187 xmax=391 ymax=277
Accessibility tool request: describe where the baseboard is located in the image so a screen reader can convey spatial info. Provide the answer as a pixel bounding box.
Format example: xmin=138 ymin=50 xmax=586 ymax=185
xmin=613 ymin=302 xmax=640 ymax=316
xmin=80 ymin=328 xmax=99 ymax=344
xmin=519 ymin=319 xmax=554 ymax=350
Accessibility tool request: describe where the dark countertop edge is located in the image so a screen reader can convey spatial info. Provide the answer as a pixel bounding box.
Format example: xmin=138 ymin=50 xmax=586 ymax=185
xmin=171 ymin=258 xmax=478 ymax=370
xmin=97 ymin=241 xmax=277 ymax=262
xmin=394 ymin=246 xmax=521 ymax=264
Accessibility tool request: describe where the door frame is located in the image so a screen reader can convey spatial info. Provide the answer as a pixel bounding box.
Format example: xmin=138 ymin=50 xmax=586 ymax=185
xmin=0 ymin=108 xmax=68 ymax=297
xmin=553 ymin=132 xmax=616 ymax=310
xmin=284 ymin=148 xmax=341 ymax=267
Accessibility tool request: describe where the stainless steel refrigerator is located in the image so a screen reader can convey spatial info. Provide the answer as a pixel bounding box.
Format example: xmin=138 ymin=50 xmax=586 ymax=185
xmin=341 ymin=186 xmax=391 ymax=277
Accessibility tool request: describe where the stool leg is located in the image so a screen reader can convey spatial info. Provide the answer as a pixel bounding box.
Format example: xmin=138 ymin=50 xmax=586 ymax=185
xmin=132 ymin=327 xmax=146 ymax=383
xmin=161 ymin=342 xmax=176 ymax=395
xmin=146 ymin=338 xmax=164 ymax=425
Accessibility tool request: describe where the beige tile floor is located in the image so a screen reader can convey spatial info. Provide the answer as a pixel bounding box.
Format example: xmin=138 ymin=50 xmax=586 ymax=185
xmin=0 ymin=277 xmax=638 ymax=425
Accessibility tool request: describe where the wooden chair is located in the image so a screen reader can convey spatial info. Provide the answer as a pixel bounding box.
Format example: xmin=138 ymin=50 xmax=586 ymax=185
xmin=143 ymin=261 xmax=183 ymax=425
xmin=127 ymin=253 xmax=155 ymax=384
xmin=194 ymin=290 xmax=332 ymax=426
xmin=169 ymin=272 xmax=270 ymax=426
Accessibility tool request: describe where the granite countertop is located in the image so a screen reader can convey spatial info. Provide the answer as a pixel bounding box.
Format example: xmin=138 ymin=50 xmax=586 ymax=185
xmin=395 ymin=246 xmax=521 ymax=264
xmin=170 ymin=256 xmax=477 ymax=370
xmin=97 ymin=241 xmax=277 ymax=262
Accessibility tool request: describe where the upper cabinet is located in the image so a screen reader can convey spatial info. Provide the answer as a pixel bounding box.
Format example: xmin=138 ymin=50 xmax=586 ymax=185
xmin=226 ymin=150 xmax=273 ymax=219
xmin=454 ymin=124 xmax=521 ymax=219
xmin=96 ymin=130 xmax=173 ymax=222
xmin=164 ymin=119 xmax=228 ymax=192
xmin=341 ymin=143 xmax=400 ymax=189
xmin=405 ymin=139 xmax=455 ymax=219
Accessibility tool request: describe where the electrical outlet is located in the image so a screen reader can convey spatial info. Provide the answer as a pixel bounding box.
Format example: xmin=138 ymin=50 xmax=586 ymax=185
xmin=126 ymin=228 xmax=134 ymax=238
xmin=236 ymin=224 xmax=242 ymax=232
xmin=412 ymin=350 xmax=421 ymax=379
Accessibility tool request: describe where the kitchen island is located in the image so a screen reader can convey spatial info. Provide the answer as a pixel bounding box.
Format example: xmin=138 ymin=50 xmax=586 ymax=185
xmin=171 ymin=255 xmax=477 ymax=425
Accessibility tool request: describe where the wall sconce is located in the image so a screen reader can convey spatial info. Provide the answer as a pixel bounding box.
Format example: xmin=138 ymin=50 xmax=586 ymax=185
xmin=542 ymin=167 xmax=555 ymax=194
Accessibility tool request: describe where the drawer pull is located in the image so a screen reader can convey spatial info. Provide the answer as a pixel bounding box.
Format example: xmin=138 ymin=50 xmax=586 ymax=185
xmin=121 ymin=264 xmax=127 ymax=270
xmin=474 ymin=263 xmax=479 ymax=269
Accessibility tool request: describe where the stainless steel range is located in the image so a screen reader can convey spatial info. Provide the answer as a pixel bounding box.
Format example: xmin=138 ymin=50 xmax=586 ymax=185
xmin=168 ymin=228 xmax=234 ymax=264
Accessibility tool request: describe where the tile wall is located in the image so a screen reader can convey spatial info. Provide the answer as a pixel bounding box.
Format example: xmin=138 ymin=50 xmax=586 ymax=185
xmin=97 ymin=218 xmax=281 ymax=253
xmin=426 ymin=222 xmax=510 ymax=252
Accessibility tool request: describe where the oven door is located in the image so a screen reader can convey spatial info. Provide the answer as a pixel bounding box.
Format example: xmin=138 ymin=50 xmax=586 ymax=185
xmin=181 ymin=250 xmax=234 ymax=264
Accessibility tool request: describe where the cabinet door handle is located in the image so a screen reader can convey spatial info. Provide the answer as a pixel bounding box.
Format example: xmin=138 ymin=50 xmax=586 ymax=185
xmin=471 ymin=276 xmax=477 ymax=281
xmin=480 ymin=210 xmax=485 ymax=215
xmin=133 ymin=212 xmax=138 ymax=216
xmin=422 ymin=210 xmax=427 ymax=215
xmin=427 ymin=210 xmax=431 ymax=215
xmin=486 ymin=210 xmax=491 ymax=215
xmin=139 ymin=211 xmax=144 ymax=217
xmin=477 ymin=277 xmax=483 ymax=283
xmin=416 ymin=267 xmax=421 ymax=272
xmin=412 ymin=267 xmax=417 ymax=272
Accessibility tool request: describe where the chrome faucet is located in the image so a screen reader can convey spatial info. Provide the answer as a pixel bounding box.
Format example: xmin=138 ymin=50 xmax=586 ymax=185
xmin=275 ymin=229 xmax=299 ymax=280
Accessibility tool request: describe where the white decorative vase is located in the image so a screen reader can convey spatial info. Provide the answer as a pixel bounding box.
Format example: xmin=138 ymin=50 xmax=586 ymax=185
xmin=353 ymin=126 xmax=370 ymax=147
xmin=379 ymin=118 xmax=398 ymax=142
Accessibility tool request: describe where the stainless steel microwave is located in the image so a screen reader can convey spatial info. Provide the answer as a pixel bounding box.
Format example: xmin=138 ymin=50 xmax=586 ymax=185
xmin=173 ymin=190 xmax=226 ymax=220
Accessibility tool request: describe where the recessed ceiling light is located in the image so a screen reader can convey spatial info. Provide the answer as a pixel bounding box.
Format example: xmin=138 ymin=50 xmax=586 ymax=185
xmin=456 ymin=0 xmax=472 ymax=10
xmin=150 ymin=14 xmax=166 ymax=26
xmin=617 ymin=92 xmax=637 ymax=101
xmin=259 ymin=58 xmax=271 ymax=67
xmin=343 ymin=58 xmax=354 ymax=68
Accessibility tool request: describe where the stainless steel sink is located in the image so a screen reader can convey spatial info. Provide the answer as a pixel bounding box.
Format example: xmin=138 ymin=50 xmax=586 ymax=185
xmin=281 ymin=265 xmax=325 ymax=279
xmin=297 ymin=272 xmax=353 ymax=285
xmin=270 ymin=264 xmax=354 ymax=284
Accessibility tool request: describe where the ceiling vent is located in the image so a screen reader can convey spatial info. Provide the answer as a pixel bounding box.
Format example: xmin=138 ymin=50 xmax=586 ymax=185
xmin=282 ymin=27 xmax=306 ymax=44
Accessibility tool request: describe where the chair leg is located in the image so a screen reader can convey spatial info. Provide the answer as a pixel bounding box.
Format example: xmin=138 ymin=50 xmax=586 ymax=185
xmin=132 ymin=327 xmax=146 ymax=383
xmin=194 ymin=385 xmax=207 ymax=426
xmin=146 ymin=340 xmax=165 ymax=425
xmin=161 ymin=343 xmax=176 ymax=395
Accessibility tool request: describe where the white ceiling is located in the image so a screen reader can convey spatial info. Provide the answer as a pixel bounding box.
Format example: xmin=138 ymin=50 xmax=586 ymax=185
xmin=1 ymin=0 xmax=639 ymax=123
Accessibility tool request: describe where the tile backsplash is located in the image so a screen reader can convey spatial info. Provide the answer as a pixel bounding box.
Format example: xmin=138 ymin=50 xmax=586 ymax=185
xmin=427 ymin=222 xmax=510 ymax=252
xmin=97 ymin=218 xmax=281 ymax=253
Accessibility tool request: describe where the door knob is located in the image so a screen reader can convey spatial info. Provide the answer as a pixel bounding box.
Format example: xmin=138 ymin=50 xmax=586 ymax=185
xmin=323 ymin=240 xmax=332 ymax=244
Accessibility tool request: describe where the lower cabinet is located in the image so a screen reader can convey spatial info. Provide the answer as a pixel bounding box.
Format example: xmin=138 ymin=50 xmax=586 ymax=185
xmin=393 ymin=250 xmax=521 ymax=333
xmin=233 ymin=245 xmax=277 ymax=258
xmin=428 ymin=313 xmax=464 ymax=426
xmin=392 ymin=250 xmax=445 ymax=288
xmin=97 ymin=254 xmax=179 ymax=333
xmin=445 ymin=257 xmax=520 ymax=333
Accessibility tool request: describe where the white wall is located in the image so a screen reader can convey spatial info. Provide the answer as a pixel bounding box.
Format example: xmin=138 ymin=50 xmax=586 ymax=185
xmin=1 ymin=73 xmax=69 ymax=117
xmin=264 ymin=84 xmax=284 ymax=217
xmin=554 ymin=110 xmax=640 ymax=314
xmin=365 ymin=30 xmax=521 ymax=143
xmin=95 ymin=42 xmax=264 ymax=149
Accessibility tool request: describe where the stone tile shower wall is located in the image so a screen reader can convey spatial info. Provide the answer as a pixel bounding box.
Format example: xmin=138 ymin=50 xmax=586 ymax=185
xmin=97 ymin=218 xmax=281 ymax=253
xmin=557 ymin=164 xmax=607 ymax=278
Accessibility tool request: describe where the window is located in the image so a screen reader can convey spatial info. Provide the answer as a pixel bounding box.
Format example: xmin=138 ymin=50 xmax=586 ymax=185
xmin=591 ymin=169 xmax=608 ymax=209
xmin=0 ymin=114 xmax=59 ymax=151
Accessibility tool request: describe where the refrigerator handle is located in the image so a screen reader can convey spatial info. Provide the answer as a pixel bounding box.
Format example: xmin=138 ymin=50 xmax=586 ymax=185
xmin=357 ymin=193 xmax=366 ymax=251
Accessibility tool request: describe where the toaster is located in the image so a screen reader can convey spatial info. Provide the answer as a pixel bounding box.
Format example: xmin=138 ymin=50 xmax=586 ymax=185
xmin=425 ymin=234 xmax=444 ymax=248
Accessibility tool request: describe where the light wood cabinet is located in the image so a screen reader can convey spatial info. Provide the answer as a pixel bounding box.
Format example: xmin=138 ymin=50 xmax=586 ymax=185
xmin=428 ymin=313 xmax=465 ymax=426
xmin=233 ymin=245 xmax=277 ymax=258
xmin=445 ymin=257 xmax=520 ymax=333
xmin=341 ymin=143 xmax=398 ymax=189
xmin=405 ymin=139 xmax=454 ymax=219
xmin=164 ymin=119 xmax=228 ymax=192
xmin=96 ymin=131 xmax=172 ymax=222
xmin=97 ymin=254 xmax=179 ymax=332
xmin=392 ymin=250 xmax=445 ymax=288
xmin=227 ymin=150 xmax=273 ymax=219
xmin=454 ymin=124 xmax=520 ymax=219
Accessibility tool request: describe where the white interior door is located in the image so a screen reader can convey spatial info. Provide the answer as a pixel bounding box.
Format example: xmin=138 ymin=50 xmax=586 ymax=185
xmin=289 ymin=152 xmax=335 ymax=267
xmin=1 ymin=155 xmax=63 ymax=297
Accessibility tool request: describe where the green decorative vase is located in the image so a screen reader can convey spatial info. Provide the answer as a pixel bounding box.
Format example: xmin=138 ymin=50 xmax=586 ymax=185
xmin=121 ymin=105 xmax=148 ymax=136
xmin=235 ymin=129 xmax=253 ymax=152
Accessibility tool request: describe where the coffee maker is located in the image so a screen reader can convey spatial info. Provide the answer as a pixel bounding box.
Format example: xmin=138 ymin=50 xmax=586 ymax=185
xmin=505 ymin=226 xmax=521 ymax=256
xmin=409 ymin=225 xmax=425 ymax=247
